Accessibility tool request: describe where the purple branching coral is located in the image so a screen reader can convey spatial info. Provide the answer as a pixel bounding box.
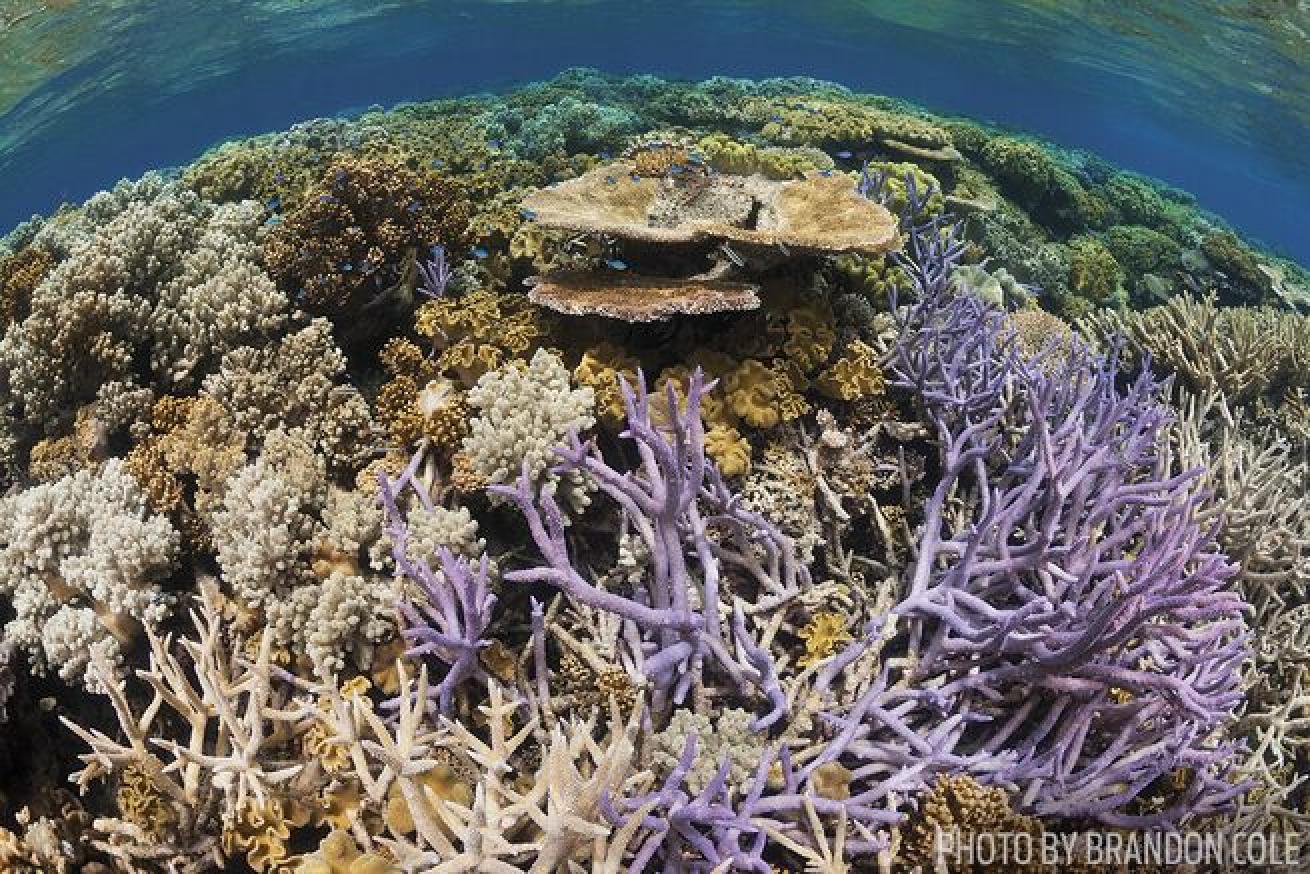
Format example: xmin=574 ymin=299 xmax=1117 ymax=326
xmin=417 ymin=244 xmax=452 ymax=299
xmin=492 ymin=370 xmax=805 ymax=727
xmin=857 ymin=221 xmax=1252 ymax=826
xmin=380 ymin=452 xmax=496 ymax=717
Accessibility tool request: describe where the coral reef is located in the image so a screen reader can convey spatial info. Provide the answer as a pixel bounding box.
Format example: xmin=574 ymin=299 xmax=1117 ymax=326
xmin=0 ymin=69 xmax=1305 ymax=873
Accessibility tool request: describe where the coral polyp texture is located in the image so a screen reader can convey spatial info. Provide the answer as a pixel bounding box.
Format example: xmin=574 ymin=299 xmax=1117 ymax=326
xmin=0 ymin=69 xmax=1306 ymax=872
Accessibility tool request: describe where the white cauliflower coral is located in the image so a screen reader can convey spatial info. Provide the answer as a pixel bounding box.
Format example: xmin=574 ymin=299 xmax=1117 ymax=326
xmin=0 ymin=460 xmax=179 ymax=689
xmin=461 ymin=348 xmax=595 ymax=512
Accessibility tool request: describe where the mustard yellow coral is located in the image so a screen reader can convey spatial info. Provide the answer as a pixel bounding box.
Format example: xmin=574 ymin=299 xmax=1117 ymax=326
xmin=815 ymin=340 xmax=885 ymax=401
xmin=797 ymin=612 xmax=853 ymax=669
xmin=294 ymin=830 xmax=397 ymax=874
xmin=222 ymin=799 xmax=291 ymax=872
xmin=705 ymin=424 xmax=751 ymax=477
xmin=723 ymin=359 xmax=808 ymax=429
xmin=782 ymin=303 xmax=836 ymax=373
xmin=574 ymin=343 xmax=640 ymax=426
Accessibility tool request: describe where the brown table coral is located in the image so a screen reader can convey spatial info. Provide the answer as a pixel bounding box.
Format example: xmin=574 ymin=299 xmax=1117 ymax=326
xmin=520 ymin=160 xmax=900 ymax=256
xmin=526 ymin=271 xmax=761 ymax=322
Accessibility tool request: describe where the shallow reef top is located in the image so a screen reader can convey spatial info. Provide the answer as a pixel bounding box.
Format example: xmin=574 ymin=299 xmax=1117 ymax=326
xmin=0 ymin=69 xmax=1307 ymax=873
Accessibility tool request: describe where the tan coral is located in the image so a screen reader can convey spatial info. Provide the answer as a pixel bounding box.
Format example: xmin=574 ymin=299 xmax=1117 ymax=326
xmin=294 ymin=829 xmax=399 ymax=874
xmin=521 ymin=162 xmax=899 ymax=256
xmin=529 ymin=271 xmax=761 ymax=322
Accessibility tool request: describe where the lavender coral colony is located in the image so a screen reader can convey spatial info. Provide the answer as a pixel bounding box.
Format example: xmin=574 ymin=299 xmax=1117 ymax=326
xmin=1 ymin=69 xmax=1308 ymax=872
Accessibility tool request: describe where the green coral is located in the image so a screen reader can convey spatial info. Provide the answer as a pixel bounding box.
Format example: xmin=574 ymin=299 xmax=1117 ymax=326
xmin=832 ymin=254 xmax=910 ymax=307
xmin=696 ymin=133 xmax=833 ymax=179
xmin=740 ymin=96 xmax=951 ymax=148
xmin=1099 ymin=225 xmax=1182 ymax=286
xmin=1068 ymin=236 xmax=1127 ymax=308
xmin=1201 ymin=230 xmax=1272 ymax=303
xmin=864 ymin=161 xmax=945 ymax=222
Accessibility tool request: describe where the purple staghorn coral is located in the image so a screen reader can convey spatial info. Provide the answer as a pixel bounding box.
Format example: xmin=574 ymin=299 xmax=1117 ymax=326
xmin=492 ymin=370 xmax=805 ymax=726
xmin=379 ymin=453 xmax=496 ymax=717
xmin=862 ymin=223 xmax=1251 ymax=826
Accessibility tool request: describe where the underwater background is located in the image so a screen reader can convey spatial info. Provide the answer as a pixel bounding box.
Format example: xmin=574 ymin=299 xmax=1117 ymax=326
xmin=4 ymin=2 xmax=1310 ymax=873
xmin=0 ymin=0 xmax=1308 ymax=262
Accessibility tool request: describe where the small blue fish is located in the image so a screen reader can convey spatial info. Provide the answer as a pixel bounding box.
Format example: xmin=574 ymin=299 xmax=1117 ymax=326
xmin=430 ymin=158 xmax=446 ymax=169
xmin=769 ymin=114 xmax=785 ymax=122
xmin=264 ymin=215 xmax=282 ymax=227
xmin=273 ymin=172 xmax=287 ymax=184
xmin=334 ymin=169 xmax=349 ymax=184
xmin=407 ymin=200 xmax=422 ymax=213
xmin=630 ymin=173 xmax=642 ymax=182
xmin=599 ymin=150 xmax=612 ymax=160
xmin=266 ymin=196 xmax=281 ymax=211
xmin=520 ymin=208 xmax=538 ymax=221
xmin=686 ymin=154 xmax=705 ymax=165
xmin=835 ymin=150 xmax=853 ymax=159
xmin=819 ymin=169 xmax=835 ymax=177
xmin=487 ymin=139 xmax=503 ymax=150
xmin=472 ymin=246 xmax=489 ymax=259
xmin=604 ymin=258 xmax=628 ymax=270
xmin=341 ymin=261 xmax=354 ymax=272
xmin=605 ymin=175 xmax=618 ymax=185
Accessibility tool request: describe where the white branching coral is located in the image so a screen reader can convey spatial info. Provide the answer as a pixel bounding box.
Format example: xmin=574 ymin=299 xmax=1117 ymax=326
xmin=0 ymin=460 xmax=179 ymax=689
xmin=649 ymin=708 xmax=766 ymax=795
xmin=0 ymin=181 xmax=288 ymax=428
xmin=211 ymin=429 xmax=394 ymax=676
xmin=202 ymin=318 xmax=374 ymax=471
xmin=61 ymin=585 xmax=309 ymax=872
xmin=461 ymin=348 xmax=595 ymax=510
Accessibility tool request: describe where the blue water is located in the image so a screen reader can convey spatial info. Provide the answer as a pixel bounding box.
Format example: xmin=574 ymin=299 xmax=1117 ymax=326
xmin=0 ymin=1 xmax=1306 ymax=263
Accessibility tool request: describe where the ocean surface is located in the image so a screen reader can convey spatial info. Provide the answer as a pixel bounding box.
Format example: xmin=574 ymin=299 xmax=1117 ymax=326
xmin=0 ymin=0 xmax=1306 ymax=263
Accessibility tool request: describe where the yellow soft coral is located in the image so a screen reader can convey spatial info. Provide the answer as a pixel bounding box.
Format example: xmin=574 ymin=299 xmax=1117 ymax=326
xmin=797 ymin=612 xmax=853 ymax=669
xmin=652 ymin=364 xmax=735 ymax=430
xmin=723 ymin=359 xmax=808 ymax=429
xmin=816 ymin=340 xmax=885 ymax=401
xmin=223 ymin=799 xmax=291 ymax=872
xmin=294 ymin=829 xmax=398 ymax=874
xmin=783 ymin=303 xmax=837 ymax=373
xmin=574 ymin=343 xmax=640 ymax=426
xmin=115 ymin=764 xmax=176 ymax=837
xmin=704 ymin=424 xmax=751 ymax=477
xmin=383 ymin=760 xmax=474 ymax=836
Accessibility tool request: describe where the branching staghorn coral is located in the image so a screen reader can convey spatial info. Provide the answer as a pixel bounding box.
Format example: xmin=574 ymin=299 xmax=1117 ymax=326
xmin=874 ymin=227 xmax=1250 ymax=825
xmin=1080 ymin=290 xmax=1310 ymax=406
xmin=61 ymin=584 xmax=310 ymax=873
xmin=494 ymin=368 xmax=805 ymax=723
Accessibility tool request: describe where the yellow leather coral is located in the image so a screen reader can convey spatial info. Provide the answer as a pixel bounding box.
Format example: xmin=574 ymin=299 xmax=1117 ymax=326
xmin=705 ymin=424 xmax=752 ymax=477
xmin=696 ymin=132 xmax=833 ymax=179
xmin=115 ymin=764 xmax=176 ymax=837
xmin=782 ymin=303 xmax=837 ymax=373
xmin=383 ymin=756 xmax=474 ymax=836
xmin=723 ymin=359 xmax=808 ymax=429
xmin=574 ymin=342 xmax=640 ymax=426
xmin=816 ymin=340 xmax=885 ymax=401
xmin=222 ymin=799 xmax=291 ymax=872
xmin=653 ymin=364 xmax=734 ymax=430
xmin=294 ymin=830 xmax=398 ymax=874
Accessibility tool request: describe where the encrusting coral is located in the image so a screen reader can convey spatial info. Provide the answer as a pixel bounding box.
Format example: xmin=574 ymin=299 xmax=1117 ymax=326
xmin=1 ymin=68 xmax=1306 ymax=873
